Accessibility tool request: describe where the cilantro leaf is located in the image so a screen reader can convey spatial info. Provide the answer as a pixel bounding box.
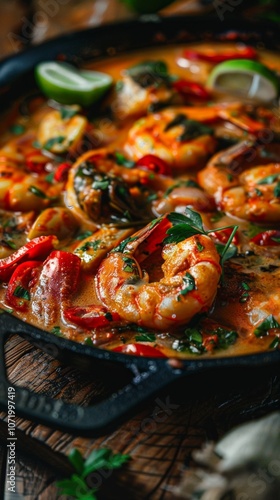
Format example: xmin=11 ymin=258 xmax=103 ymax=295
xmin=254 ymin=315 xmax=280 ymax=337
xmin=57 ymin=447 xmax=130 ymax=499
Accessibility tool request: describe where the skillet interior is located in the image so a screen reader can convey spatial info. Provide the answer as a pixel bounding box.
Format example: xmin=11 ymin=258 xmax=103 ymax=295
xmin=0 ymin=14 xmax=279 ymax=434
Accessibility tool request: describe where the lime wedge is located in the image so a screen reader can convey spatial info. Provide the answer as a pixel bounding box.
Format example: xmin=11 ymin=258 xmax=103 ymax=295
xmin=207 ymin=59 xmax=280 ymax=102
xmin=120 ymin=0 xmax=175 ymax=14
xmin=35 ymin=61 xmax=113 ymax=106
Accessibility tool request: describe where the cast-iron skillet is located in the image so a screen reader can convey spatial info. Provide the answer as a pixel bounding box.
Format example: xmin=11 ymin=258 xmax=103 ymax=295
xmin=0 ymin=14 xmax=279 ymax=436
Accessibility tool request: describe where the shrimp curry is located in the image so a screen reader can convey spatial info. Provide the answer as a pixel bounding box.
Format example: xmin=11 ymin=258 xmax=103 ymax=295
xmin=0 ymin=41 xmax=280 ymax=359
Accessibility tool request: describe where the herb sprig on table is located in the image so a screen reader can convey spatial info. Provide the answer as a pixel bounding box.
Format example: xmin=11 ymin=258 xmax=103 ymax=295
xmin=56 ymin=447 xmax=130 ymax=499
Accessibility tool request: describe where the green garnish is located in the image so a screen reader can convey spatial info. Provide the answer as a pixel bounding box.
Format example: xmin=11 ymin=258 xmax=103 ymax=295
xmin=274 ymin=182 xmax=280 ymax=198
xmin=43 ymin=136 xmax=65 ymax=151
xmin=79 ymin=240 xmax=101 ymax=252
xmin=135 ymin=333 xmax=156 ymax=342
xmin=13 ymin=286 xmax=30 ymax=300
xmin=164 ymin=208 xmax=238 ymax=267
xmin=257 ymin=173 xmax=279 ymax=185
xmin=28 ymin=185 xmax=48 ymax=199
xmin=51 ymin=326 xmax=62 ymax=336
xmin=164 ymin=114 xmax=213 ymax=141
xmin=178 ymin=272 xmax=196 ymax=299
xmin=76 ymin=231 xmax=94 ymax=241
xmin=56 ymin=447 xmax=130 ymax=500
xmin=254 ymin=315 xmax=280 ymax=337
xmin=10 ymin=123 xmax=25 ymax=135
xmin=114 ymin=152 xmax=135 ymax=168
xmin=60 ymin=107 xmax=78 ymax=120
xmin=163 ymin=179 xmax=200 ymax=198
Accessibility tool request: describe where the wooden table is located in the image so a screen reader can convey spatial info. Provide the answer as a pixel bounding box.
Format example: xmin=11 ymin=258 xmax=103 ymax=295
xmin=1 ymin=333 xmax=279 ymax=499
xmin=0 ymin=1 xmax=279 ymax=498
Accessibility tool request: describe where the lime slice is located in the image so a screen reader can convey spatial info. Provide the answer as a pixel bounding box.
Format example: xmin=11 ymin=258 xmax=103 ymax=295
xmin=35 ymin=61 xmax=113 ymax=106
xmin=207 ymin=59 xmax=280 ymax=102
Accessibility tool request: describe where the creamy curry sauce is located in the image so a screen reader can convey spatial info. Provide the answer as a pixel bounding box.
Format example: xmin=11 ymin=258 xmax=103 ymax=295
xmin=0 ymin=42 xmax=280 ymax=358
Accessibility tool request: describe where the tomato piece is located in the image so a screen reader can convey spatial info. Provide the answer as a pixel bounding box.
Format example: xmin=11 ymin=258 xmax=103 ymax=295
xmin=38 ymin=250 xmax=81 ymax=301
xmin=136 ymin=154 xmax=172 ymax=176
xmin=6 ymin=260 xmax=42 ymax=312
xmin=173 ymin=79 xmax=210 ymax=100
xmin=210 ymin=228 xmax=239 ymax=245
xmin=25 ymin=150 xmax=49 ymax=173
xmin=183 ymin=46 xmax=257 ymax=63
xmin=64 ymin=305 xmax=121 ymax=329
xmin=54 ymin=162 xmax=71 ymax=182
xmin=112 ymin=343 xmax=167 ymax=357
xmin=0 ymin=235 xmax=58 ymax=282
xmin=251 ymin=230 xmax=280 ymax=246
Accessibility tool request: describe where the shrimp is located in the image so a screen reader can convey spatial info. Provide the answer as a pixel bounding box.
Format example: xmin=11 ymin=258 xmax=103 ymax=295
xmin=124 ymin=107 xmax=217 ymax=170
xmin=37 ymin=109 xmax=87 ymax=153
xmin=124 ymin=102 xmax=274 ymax=171
xmin=197 ymin=141 xmax=280 ymax=222
xmin=0 ymin=154 xmax=61 ymax=211
xmin=96 ymin=216 xmax=222 ymax=330
xmin=65 ymin=148 xmax=169 ymax=228
xmin=152 ymin=183 xmax=215 ymax=217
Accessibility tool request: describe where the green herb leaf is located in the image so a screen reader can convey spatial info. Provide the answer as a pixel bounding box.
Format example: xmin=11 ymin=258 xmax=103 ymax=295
xmin=135 ymin=333 xmax=156 ymax=342
xmin=60 ymin=107 xmax=78 ymax=120
xmin=43 ymin=136 xmax=65 ymax=151
xmin=51 ymin=326 xmax=62 ymax=336
xmin=164 ymin=114 xmax=213 ymax=141
xmin=179 ymin=272 xmax=196 ymax=298
xmin=76 ymin=231 xmax=94 ymax=241
xmin=68 ymin=448 xmax=85 ymax=475
xmin=274 ymin=182 xmax=280 ymax=198
xmin=10 ymin=123 xmax=25 ymax=135
xmin=114 ymin=152 xmax=135 ymax=168
xmin=254 ymin=315 xmax=280 ymax=337
xmin=13 ymin=286 xmax=30 ymax=300
xmin=28 ymin=185 xmax=48 ymax=199
xmin=257 ymin=173 xmax=279 ymax=185
xmin=57 ymin=447 xmax=130 ymax=499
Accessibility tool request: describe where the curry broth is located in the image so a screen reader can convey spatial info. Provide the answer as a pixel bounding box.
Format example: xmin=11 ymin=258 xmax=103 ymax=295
xmin=0 ymin=42 xmax=279 ymax=358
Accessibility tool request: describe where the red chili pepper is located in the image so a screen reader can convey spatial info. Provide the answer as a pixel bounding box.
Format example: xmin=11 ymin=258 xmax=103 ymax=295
xmin=39 ymin=250 xmax=81 ymax=302
xmin=54 ymin=162 xmax=71 ymax=182
xmin=64 ymin=305 xmax=121 ymax=329
xmin=183 ymin=46 xmax=257 ymax=63
xmin=6 ymin=260 xmax=42 ymax=312
xmin=251 ymin=230 xmax=280 ymax=246
xmin=136 ymin=154 xmax=172 ymax=176
xmin=112 ymin=343 xmax=167 ymax=358
xmin=25 ymin=150 xmax=48 ymax=173
xmin=0 ymin=235 xmax=58 ymax=282
xmin=173 ymin=79 xmax=210 ymax=100
xmin=209 ymin=228 xmax=239 ymax=245
xmin=203 ymin=334 xmax=218 ymax=352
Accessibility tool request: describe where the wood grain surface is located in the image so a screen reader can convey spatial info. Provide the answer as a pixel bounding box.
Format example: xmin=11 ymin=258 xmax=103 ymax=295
xmin=0 ymin=333 xmax=279 ymax=498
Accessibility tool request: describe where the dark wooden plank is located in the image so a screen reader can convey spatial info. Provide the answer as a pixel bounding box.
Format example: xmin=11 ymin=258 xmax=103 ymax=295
xmin=0 ymin=333 xmax=279 ymax=498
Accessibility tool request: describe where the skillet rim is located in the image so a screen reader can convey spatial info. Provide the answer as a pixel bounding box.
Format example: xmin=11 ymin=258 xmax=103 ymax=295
xmin=0 ymin=13 xmax=280 ymax=368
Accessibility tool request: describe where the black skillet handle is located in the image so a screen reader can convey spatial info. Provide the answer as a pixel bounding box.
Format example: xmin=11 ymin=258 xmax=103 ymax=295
xmin=0 ymin=314 xmax=184 ymax=436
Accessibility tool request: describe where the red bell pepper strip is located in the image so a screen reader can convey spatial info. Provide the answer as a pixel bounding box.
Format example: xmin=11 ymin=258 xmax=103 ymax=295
xmin=25 ymin=150 xmax=48 ymax=173
xmin=112 ymin=343 xmax=167 ymax=358
xmin=250 ymin=230 xmax=280 ymax=246
xmin=6 ymin=260 xmax=42 ymax=312
xmin=136 ymin=154 xmax=172 ymax=176
xmin=0 ymin=235 xmax=58 ymax=282
xmin=64 ymin=305 xmax=121 ymax=329
xmin=172 ymin=79 xmax=210 ymax=100
xmin=183 ymin=46 xmax=257 ymax=63
xmin=31 ymin=250 xmax=81 ymax=326
xmin=209 ymin=228 xmax=239 ymax=245
xmin=54 ymin=162 xmax=71 ymax=182
xmin=38 ymin=250 xmax=81 ymax=302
